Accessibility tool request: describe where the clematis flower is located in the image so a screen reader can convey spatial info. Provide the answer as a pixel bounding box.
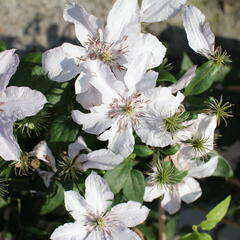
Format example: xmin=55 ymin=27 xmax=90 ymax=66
xmin=50 ymin=171 xmax=149 ymax=240
xmin=29 ymin=141 xmax=57 ymax=188
xmin=42 ymin=0 xmax=166 ymax=109
xmin=0 ymin=50 xmax=47 ymax=161
xmin=182 ymin=6 xmax=215 ymax=59
xmin=144 ymin=155 xmax=218 ymax=214
xmin=72 ymin=56 xmax=195 ymax=158
xmin=141 ymin=0 xmax=186 ymax=23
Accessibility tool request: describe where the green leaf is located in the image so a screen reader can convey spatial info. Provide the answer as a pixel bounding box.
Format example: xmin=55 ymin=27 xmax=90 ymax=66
xmin=123 ymin=170 xmax=145 ymax=203
xmin=157 ymin=72 xmax=177 ymax=83
xmin=185 ymin=61 xmax=221 ymax=96
xmin=134 ymin=145 xmax=154 ymax=157
xmin=161 ymin=144 xmax=180 ymax=156
xmin=166 ymin=215 xmax=178 ymax=240
xmin=104 ymin=158 xmax=132 ymax=194
xmin=138 ymin=225 xmax=156 ymax=240
xmin=0 ymin=40 xmax=7 ymax=52
xmin=180 ymin=232 xmax=213 ymax=240
xmin=180 ymin=53 xmax=193 ymax=74
xmin=198 ymin=195 xmax=231 ymax=231
xmin=210 ymin=151 xmax=234 ymax=177
xmin=22 ymin=52 xmax=42 ymax=64
xmin=48 ymin=115 xmax=79 ymax=147
xmin=40 ymin=181 xmax=64 ymax=215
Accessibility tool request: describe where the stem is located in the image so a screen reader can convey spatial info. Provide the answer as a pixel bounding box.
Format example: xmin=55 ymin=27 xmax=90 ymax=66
xmin=159 ymin=201 xmax=166 ymax=240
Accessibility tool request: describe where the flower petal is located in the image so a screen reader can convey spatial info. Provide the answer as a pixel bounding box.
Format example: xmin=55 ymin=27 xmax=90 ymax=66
xmin=0 ymin=86 xmax=47 ymax=122
xmin=161 ymin=188 xmax=181 ymax=214
xmin=144 ymin=182 xmax=164 ymax=202
xmin=188 ymin=156 xmax=218 ymax=179
xmin=109 ymin=201 xmax=150 ymax=227
xmin=127 ymin=33 xmax=166 ymax=70
xmin=83 ymin=149 xmax=123 ymax=171
xmin=0 ymin=49 xmax=19 ymax=92
xmin=171 ymin=65 xmax=197 ymax=93
xmin=42 ymin=43 xmax=85 ymax=82
xmin=64 ymin=191 xmax=89 ymax=220
xmin=141 ymin=0 xmax=186 ymax=23
xmin=68 ymin=136 xmax=91 ymax=161
xmin=105 ymin=0 xmax=141 ymax=44
xmin=0 ymin=121 xmax=20 ymax=161
xmin=110 ymin=226 xmax=141 ymax=240
xmin=30 ymin=141 xmax=56 ymax=171
xmin=63 ymin=3 xmax=103 ymax=46
xmin=71 ymin=105 xmax=113 ymax=135
xmin=183 ymin=6 xmax=215 ymax=58
xmin=98 ymin=120 xmax=134 ymax=158
xmin=178 ymin=177 xmax=202 ymax=204
xmin=50 ymin=221 xmax=87 ymax=240
xmin=36 ymin=169 xmax=55 ymax=188
xmin=85 ymin=171 xmax=114 ymax=215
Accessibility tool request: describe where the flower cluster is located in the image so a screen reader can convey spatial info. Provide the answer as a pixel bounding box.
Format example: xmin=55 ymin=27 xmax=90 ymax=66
xmin=0 ymin=0 xmax=233 ymax=239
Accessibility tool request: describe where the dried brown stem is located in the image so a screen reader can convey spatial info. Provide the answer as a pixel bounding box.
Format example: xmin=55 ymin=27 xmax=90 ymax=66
xmin=159 ymin=203 xmax=167 ymax=240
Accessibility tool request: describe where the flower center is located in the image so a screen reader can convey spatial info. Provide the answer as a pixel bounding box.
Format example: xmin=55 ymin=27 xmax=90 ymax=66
xmin=99 ymin=50 xmax=113 ymax=63
xmin=95 ymin=216 xmax=106 ymax=230
xmin=108 ymin=93 xmax=146 ymax=129
xmin=164 ymin=112 xmax=189 ymax=133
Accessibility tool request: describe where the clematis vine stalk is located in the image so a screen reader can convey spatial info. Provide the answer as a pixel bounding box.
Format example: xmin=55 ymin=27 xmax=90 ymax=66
xmin=50 ymin=172 xmax=149 ymax=240
xmin=0 ymin=49 xmax=47 ymax=161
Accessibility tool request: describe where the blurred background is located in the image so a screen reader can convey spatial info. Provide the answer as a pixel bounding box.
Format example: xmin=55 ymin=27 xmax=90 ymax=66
xmin=0 ymin=0 xmax=240 ymax=239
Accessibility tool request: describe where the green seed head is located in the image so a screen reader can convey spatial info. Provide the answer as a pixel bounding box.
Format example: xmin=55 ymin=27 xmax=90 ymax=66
xmin=164 ymin=112 xmax=189 ymax=133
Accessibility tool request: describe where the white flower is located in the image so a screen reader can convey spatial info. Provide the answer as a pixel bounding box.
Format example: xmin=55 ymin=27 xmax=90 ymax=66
xmin=144 ymin=156 xmax=218 ymax=214
xmin=50 ymin=172 xmax=149 ymax=240
xmin=183 ymin=6 xmax=215 ymax=58
xmin=72 ymin=55 xmax=190 ymax=158
xmin=0 ymin=50 xmax=47 ymax=161
xmin=141 ymin=0 xmax=186 ymax=23
xmin=67 ymin=136 xmax=123 ymax=171
xmin=29 ymin=141 xmax=57 ymax=188
xmin=177 ymin=114 xmax=218 ymax=160
xmin=42 ymin=0 xmax=166 ymax=109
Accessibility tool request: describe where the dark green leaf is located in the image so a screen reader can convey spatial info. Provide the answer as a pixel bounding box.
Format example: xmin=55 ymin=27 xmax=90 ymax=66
xmin=0 ymin=40 xmax=7 ymax=52
xmin=162 ymin=144 xmax=180 ymax=156
xmin=138 ymin=225 xmax=156 ymax=240
xmin=185 ymin=61 xmax=221 ymax=96
xmin=166 ymin=215 xmax=178 ymax=240
xmin=157 ymin=72 xmax=177 ymax=83
xmin=198 ymin=196 xmax=231 ymax=231
xmin=104 ymin=158 xmax=132 ymax=194
xmin=134 ymin=145 xmax=154 ymax=157
xmin=48 ymin=115 xmax=79 ymax=145
xmin=123 ymin=170 xmax=145 ymax=203
xmin=180 ymin=53 xmax=193 ymax=74
xmin=40 ymin=181 xmax=64 ymax=215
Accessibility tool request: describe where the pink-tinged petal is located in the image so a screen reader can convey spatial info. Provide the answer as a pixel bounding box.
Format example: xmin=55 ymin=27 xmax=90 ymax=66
xmin=109 ymin=201 xmax=150 ymax=227
xmin=0 ymin=121 xmax=20 ymax=161
xmin=178 ymin=177 xmax=202 ymax=204
xmin=36 ymin=169 xmax=54 ymax=188
xmin=98 ymin=121 xmax=135 ymax=158
xmin=63 ymin=3 xmax=103 ymax=46
xmin=71 ymin=105 xmax=113 ymax=135
xmin=64 ymin=191 xmax=89 ymax=221
xmin=141 ymin=0 xmax=186 ymax=23
xmin=42 ymin=43 xmax=85 ymax=82
xmin=183 ymin=6 xmax=215 ymax=58
xmin=85 ymin=172 xmax=114 ymax=215
xmin=171 ymin=65 xmax=197 ymax=93
xmin=30 ymin=141 xmax=56 ymax=171
xmin=0 ymin=86 xmax=47 ymax=122
xmin=161 ymin=188 xmax=181 ymax=214
xmin=127 ymin=33 xmax=166 ymax=70
xmin=188 ymin=156 xmax=218 ymax=179
xmin=50 ymin=221 xmax=87 ymax=240
xmin=0 ymin=49 xmax=19 ymax=92
xmin=144 ymin=182 xmax=164 ymax=202
xmin=83 ymin=149 xmax=123 ymax=171
xmin=68 ymin=136 xmax=90 ymax=161
xmin=105 ymin=0 xmax=141 ymax=44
